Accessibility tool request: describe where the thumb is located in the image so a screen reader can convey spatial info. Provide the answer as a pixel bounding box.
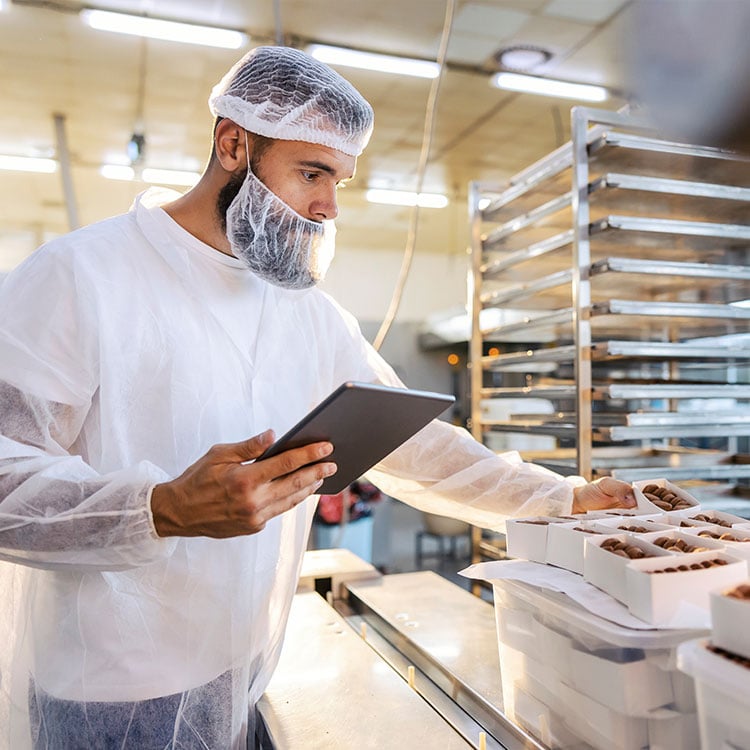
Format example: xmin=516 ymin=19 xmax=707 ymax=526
xmin=214 ymin=429 xmax=276 ymax=463
xmin=599 ymin=477 xmax=637 ymax=508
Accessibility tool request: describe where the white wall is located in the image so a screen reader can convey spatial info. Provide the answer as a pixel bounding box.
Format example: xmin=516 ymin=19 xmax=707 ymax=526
xmin=320 ymin=248 xmax=469 ymax=323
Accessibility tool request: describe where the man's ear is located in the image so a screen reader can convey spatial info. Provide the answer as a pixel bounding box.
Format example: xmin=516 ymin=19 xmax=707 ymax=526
xmin=213 ymin=119 xmax=247 ymax=172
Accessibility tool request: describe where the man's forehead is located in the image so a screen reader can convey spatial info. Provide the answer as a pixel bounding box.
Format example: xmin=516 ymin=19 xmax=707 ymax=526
xmin=273 ymin=139 xmax=357 ymax=179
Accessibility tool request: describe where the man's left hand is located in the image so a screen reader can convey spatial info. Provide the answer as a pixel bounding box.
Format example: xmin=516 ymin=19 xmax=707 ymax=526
xmin=572 ymin=477 xmax=636 ymax=514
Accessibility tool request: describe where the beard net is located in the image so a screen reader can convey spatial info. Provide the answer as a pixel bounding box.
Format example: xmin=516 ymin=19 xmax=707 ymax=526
xmin=225 ymin=166 xmax=336 ymax=290
xmin=209 ymin=46 xmax=374 ymax=156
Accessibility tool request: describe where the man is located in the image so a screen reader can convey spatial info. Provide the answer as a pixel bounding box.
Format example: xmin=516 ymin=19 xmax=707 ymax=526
xmin=0 ymin=46 xmax=634 ymax=749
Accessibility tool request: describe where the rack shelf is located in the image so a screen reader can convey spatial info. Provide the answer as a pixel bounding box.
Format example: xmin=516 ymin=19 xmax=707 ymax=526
xmin=468 ymin=107 xmax=750 ymax=568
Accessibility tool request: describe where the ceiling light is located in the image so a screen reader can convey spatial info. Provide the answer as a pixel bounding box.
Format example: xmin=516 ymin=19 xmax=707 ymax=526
xmin=307 ymin=44 xmax=440 ymax=79
xmin=495 ymin=46 xmax=552 ymax=72
xmin=490 ymin=72 xmax=607 ymax=102
xmin=366 ymin=189 xmax=448 ymax=208
xmin=80 ymin=9 xmax=246 ymax=49
xmin=0 ymin=155 xmax=57 ymax=174
xmin=100 ymin=164 xmax=135 ymax=181
xmin=141 ymin=168 xmax=201 ymax=187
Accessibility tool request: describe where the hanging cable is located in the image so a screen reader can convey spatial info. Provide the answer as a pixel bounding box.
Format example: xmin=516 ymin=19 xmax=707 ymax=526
xmin=372 ymin=0 xmax=456 ymax=351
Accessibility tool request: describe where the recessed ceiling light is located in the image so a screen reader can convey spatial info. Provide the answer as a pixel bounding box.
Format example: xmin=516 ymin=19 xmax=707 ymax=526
xmin=141 ymin=168 xmax=201 ymax=187
xmin=494 ymin=46 xmax=552 ymax=72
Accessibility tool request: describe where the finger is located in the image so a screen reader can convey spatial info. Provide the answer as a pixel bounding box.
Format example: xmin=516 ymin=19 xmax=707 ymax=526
xmin=599 ymin=477 xmax=636 ymax=508
xmin=253 ymin=441 xmax=335 ymax=482
xmin=253 ymin=465 xmax=338 ymax=526
xmin=212 ymin=430 xmax=276 ymax=463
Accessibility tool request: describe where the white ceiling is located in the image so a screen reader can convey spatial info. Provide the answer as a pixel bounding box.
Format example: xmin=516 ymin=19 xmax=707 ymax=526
xmin=0 ymin=0 xmax=636 ymax=269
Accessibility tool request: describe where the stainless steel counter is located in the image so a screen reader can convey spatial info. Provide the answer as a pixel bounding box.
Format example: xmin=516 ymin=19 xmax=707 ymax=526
xmin=259 ymin=571 xmax=545 ymax=750
xmin=258 ymin=587 xmax=481 ymax=749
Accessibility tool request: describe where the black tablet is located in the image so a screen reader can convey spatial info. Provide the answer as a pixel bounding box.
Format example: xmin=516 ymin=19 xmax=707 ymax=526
xmin=257 ymin=381 xmax=455 ymax=495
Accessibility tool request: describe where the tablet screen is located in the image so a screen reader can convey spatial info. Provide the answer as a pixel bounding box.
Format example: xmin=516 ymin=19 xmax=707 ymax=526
xmin=258 ymin=381 xmax=455 ymax=494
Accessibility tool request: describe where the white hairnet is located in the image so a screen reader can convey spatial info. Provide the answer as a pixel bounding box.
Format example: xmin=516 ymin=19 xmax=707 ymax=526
xmin=209 ymin=46 xmax=374 ymax=156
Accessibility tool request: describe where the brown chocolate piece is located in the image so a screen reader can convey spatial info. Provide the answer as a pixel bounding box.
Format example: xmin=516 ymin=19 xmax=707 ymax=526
xmin=649 ymin=558 xmax=729 ymax=573
xmin=639 ymin=483 xmax=694 ymax=511
xmin=618 ymin=525 xmax=650 ymax=533
xmin=725 ymin=583 xmax=750 ymax=600
xmin=692 ymin=513 xmax=732 ymax=528
xmin=600 ymin=537 xmax=654 ymax=560
xmin=708 ymin=643 xmax=750 ymax=669
xmin=518 ymin=520 xmax=549 ymax=525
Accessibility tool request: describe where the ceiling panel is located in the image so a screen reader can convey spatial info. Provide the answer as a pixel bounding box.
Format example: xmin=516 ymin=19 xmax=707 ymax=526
xmin=0 ymin=0 xmax=637 ymax=271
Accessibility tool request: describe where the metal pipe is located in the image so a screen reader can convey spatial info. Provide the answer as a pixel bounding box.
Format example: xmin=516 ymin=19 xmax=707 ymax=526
xmin=53 ymin=113 xmax=79 ymax=231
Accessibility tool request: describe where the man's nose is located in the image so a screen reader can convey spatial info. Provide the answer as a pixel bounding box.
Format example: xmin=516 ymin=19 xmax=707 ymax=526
xmin=311 ymin=185 xmax=338 ymax=221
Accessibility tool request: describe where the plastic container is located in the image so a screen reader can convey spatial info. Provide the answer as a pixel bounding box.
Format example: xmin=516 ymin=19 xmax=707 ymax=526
xmin=710 ymin=585 xmax=750 ymax=662
xmin=678 ymin=639 xmax=750 ymax=750
xmin=492 ymin=578 xmax=705 ymax=749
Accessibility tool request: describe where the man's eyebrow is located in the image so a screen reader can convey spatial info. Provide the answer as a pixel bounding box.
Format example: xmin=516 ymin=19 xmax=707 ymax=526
xmin=298 ymin=160 xmax=353 ymax=180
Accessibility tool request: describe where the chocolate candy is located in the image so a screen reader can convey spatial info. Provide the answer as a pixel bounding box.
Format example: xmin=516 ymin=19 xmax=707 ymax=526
xmin=708 ymin=643 xmax=750 ymax=669
xmin=651 ymin=536 xmax=710 ymax=554
xmin=518 ymin=519 xmax=550 ymax=525
xmin=599 ymin=538 xmax=654 ymax=559
xmin=640 ymin=483 xmax=693 ymax=511
xmin=649 ymin=558 xmax=729 ymax=573
xmin=618 ymin=525 xmax=651 ymax=534
xmin=691 ymin=513 xmax=732 ymax=528
xmin=573 ymin=527 xmax=601 ymax=534
xmin=698 ymin=531 xmax=750 ymax=543
xmin=724 ymin=583 xmax=750 ymax=600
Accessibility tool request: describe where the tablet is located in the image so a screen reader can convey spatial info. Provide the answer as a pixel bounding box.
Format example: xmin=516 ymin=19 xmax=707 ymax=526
xmin=257 ymin=381 xmax=455 ymax=495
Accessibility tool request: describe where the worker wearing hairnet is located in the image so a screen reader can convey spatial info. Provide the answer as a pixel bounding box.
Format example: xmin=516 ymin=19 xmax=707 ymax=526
xmin=0 ymin=46 xmax=635 ymax=749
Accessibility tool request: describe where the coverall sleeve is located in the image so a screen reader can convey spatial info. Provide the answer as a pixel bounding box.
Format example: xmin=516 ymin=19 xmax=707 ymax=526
xmin=352 ymin=333 xmax=580 ymax=530
xmin=0 ymin=246 xmax=176 ymax=571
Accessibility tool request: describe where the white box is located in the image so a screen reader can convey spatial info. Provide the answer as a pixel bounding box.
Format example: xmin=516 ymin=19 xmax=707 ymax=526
xmin=679 ymin=525 xmax=750 ymax=561
xmin=491 ymin=578 xmax=708 ymax=750
xmin=584 ymin=534 xmax=671 ymax=604
xmin=626 ymin=551 xmax=748 ymax=627
xmin=531 ymin=616 xmax=574 ymax=676
xmin=555 ymin=681 xmax=649 ymax=750
xmin=593 ymin=517 xmax=675 ymax=536
xmin=568 ymin=645 xmax=673 ymax=715
xmin=505 ymin=516 xmax=570 ymax=563
xmin=647 ymin=709 xmax=700 ymax=750
xmin=639 ymin=529 xmax=727 ymax=557
xmin=545 ymin=520 xmax=608 ymax=575
xmin=710 ymin=585 xmax=750 ymax=661
xmin=669 ymin=509 xmax=749 ymax=529
xmin=632 ymin=478 xmax=701 ymax=516
xmin=678 ymin=638 xmax=750 ymax=750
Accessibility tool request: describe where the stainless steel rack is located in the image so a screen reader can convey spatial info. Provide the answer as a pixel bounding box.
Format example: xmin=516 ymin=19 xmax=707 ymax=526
xmin=468 ymin=108 xmax=750 ymax=565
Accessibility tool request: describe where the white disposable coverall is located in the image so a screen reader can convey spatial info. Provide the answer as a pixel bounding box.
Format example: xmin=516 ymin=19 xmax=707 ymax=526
xmin=0 ymin=188 xmax=578 ymax=749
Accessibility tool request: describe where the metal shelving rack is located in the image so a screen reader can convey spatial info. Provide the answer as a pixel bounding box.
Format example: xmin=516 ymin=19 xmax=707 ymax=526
xmin=468 ymin=107 xmax=750 ymax=565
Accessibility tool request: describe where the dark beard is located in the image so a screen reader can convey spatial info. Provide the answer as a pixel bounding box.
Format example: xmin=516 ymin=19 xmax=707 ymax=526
xmin=216 ymin=170 xmax=246 ymax=233
xmin=216 ymin=152 xmax=266 ymax=233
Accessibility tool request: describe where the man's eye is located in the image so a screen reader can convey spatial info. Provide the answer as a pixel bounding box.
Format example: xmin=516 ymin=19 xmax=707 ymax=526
xmin=301 ymin=171 xmax=317 ymax=181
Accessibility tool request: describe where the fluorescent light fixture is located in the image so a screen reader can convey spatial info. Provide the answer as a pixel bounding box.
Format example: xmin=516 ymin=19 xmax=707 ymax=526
xmin=307 ymin=44 xmax=439 ymax=79
xmin=490 ymin=72 xmax=607 ymax=102
xmin=80 ymin=9 xmax=246 ymax=49
xmin=100 ymin=164 xmax=135 ymax=181
xmin=141 ymin=167 xmax=200 ymax=187
xmin=366 ymin=189 xmax=448 ymax=209
xmin=731 ymin=299 xmax=750 ymax=308
xmin=0 ymin=155 xmax=57 ymax=174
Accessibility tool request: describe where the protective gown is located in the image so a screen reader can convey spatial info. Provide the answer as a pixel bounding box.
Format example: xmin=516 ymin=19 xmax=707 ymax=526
xmin=0 ymin=188 xmax=579 ymax=749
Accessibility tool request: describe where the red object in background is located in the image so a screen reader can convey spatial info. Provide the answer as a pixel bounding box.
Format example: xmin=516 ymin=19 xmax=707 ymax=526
xmin=316 ymin=481 xmax=382 ymax=525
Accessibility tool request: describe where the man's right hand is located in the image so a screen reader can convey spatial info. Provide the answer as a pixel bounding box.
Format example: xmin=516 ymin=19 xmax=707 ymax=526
xmin=150 ymin=430 xmax=337 ymax=538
